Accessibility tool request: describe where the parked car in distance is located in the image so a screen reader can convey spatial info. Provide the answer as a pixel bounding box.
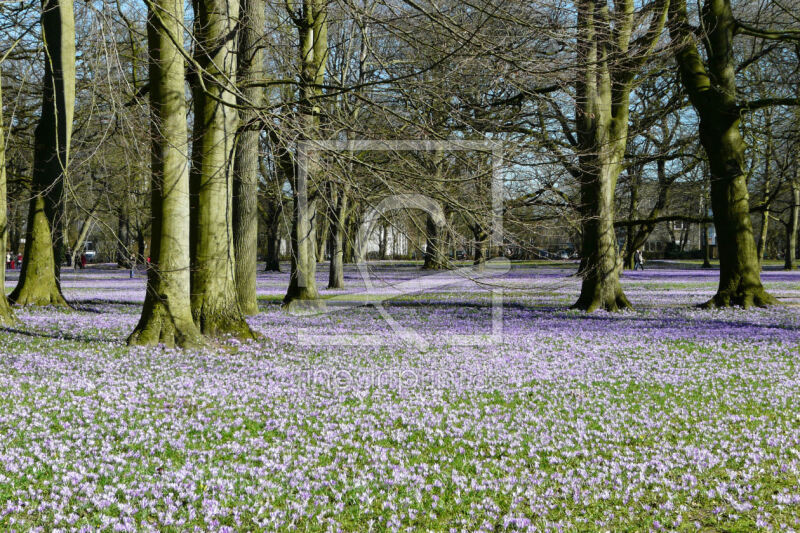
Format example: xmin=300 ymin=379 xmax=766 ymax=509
xmin=83 ymin=241 xmax=97 ymax=261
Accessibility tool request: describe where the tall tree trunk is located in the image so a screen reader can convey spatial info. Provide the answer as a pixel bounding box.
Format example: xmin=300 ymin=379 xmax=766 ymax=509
xmin=786 ymin=179 xmax=799 ymax=270
xmin=10 ymin=0 xmax=74 ymax=307
xmin=756 ymin=124 xmax=772 ymax=263
xmin=0 ymin=71 xmax=17 ymax=324
xmin=669 ymin=0 xmax=775 ymax=307
xmin=422 ymin=214 xmax=446 ymax=270
xmin=190 ymin=0 xmax=254 ymax=337
xmin=623 ymin=182 xmax=639 ymax=270
xmin=757 ymin=211 xmax=769 ymax=263
xmin=378 ymin=223 xmax=388 ymax=260
xmin=473 ymin=222 xmax=488 ymax=268
xmin=283 ymin=0 xmax=327 ymax=311
xmin=232 ymin=0 xmax=265 ymax=316
xmin=327 ymin=184 xmax=347 ymax=288
xmin=702 ymin=223 xmax=712 ymax=267
xmin=573 ymin=162 xmax=631 ymax=312
xmin=128 ymin=0 xmax=203 ymax=348
xmin=316 ymin=198 xmax=330 ymax=262
xmin=571 ymin=0 xmax=667 ymax=311
xmin=265 ymin=231 xmax=281 ymax=271
xmin=117 ymin=206 xmax=130 ymax=267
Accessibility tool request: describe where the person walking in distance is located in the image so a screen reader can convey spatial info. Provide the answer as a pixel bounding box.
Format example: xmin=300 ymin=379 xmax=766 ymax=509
xmin=633 ymin=249 xmax=645 ymax=271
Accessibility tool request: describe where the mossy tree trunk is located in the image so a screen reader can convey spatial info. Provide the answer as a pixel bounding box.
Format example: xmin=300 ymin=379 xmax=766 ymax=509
xmin=327 ymin=183 xmax=347 ymax=289
xmin=232 ymin=0 xmax=266 ymax=316
xmin=786 ymin=179 xmax=799 ymax=270
xmin=190 ymin=0 xmax=254 ymax=337
xmin=572 ymin=0 xmax=668 ymax=311
xmin=0 ymin=72 xmax=17 ymax=324
xmin=10 ymin=0 xmax=74 ymax=307
xmin=128 ymin=0 xmax=203 ymax=348
xmin=283 ymin=0 xmax=327 ymax=310
xmin=669 ymin=0 xmax=776 ymax=307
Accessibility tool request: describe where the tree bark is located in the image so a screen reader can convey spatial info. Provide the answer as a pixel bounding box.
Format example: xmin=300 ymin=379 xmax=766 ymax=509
xmin=316 ymin=200 xmax=330 ymax=262
xmin=786 ymin=179 xmax=799 ymax=270
xmin=190 ymin=0 xmax=254 ymax=337
xmin=327 ymin=183 xmax=347 ymax=288
xmin=128 ymin=0 xmax=203 ymax=348
xmin=422 ymin=214 xmax=446 ymax=270
xmin=0 ymin=71 xmax=17 ymax=324
xmin=232 ymin=0 xmax=265 ymax=316
xmin=10 ymin=0 xmax=74 ymax=307
xmin=472 ymin=222 xmax=488 ymax=268
xmin=283 ymin=0 xmax=327 ymax=311
xmin=756 ymin=125 xmax=772 ymax=263
xmin=117 ymin=206 xmax=130 ymax=267
xmin=571 ymin=0 xmax=668 ymax=311
xmin=669 ymin=0 xmax=776 ymax=307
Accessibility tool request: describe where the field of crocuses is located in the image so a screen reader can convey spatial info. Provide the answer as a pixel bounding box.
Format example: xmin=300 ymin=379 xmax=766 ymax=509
xmin=1 ymin=262 xmax=800 ymax=531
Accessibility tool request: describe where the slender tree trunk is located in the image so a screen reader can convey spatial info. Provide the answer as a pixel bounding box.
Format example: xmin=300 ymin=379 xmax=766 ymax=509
xmin=316 ymin=201 xmax=330 ymax=262
xmin=702 ymin=223 xmax=712 ymax=267
xmin=670 ymin=0 xmax=775 ymax=307
xmin=757 ymin=211 xmax=769 ymax=263
xmin=756 ymin=126 xmax=772 ymax=263
xmin=117 ymin=207 xmax=130 ymax=267
xmin=378 ymin=223 xmax=387 ymax=260
xmin=327 ymin=184 xmax=347 ymax=288
xmin=128 ymin=0 xmax=203 ymax=348
xmin=283 ymin=0 xmax=327 ymax=311
xmin=232 ymin=0 xmax=265 ymax=315
xmin=10 ymin=0 xmax=74 ymax=307
xmin=786 ymin=180 xmax=799 ymax=270
xmin=623 ymin=166 xmax=641 ymax=270
xmin=0 ymin=72 xmax=17 ymax=324
xmin=473 ymin=223 xmax=488 ymax=268
xmin=264 ymin=209 xmax=282 ymax=271
xmin=190 ymin=0 xmax=254 ymax=336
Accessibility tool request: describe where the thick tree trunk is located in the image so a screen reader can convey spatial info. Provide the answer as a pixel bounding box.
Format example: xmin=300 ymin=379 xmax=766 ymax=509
xmin=573 ymin=163 xmax=631 ymax=312
xmin=232 ymin=0 xmax=265 ymax=316
xmin=785 ymin=180 xmax=798 ymax=270
xmin=327 ymin=184 xmax=347 ymax=289
xmin=10 ymin=0 xmax=74 ymax=307
xmin=284 ymin=190 xmax=323 ymax=310
xmin=128 ymin=0 xmax=203 ymax=348
xmin=0 ymin=73 xmax=17 ymax=324
xmin=422 ymin=214 xmax=446 ymax=270
xmin=670 ymin=0 xmax=775 ymax=307
xmin=190 ymin=0 xmax=254 ymax=337
xmin=571 ymin=0 xmax=644 ymax=312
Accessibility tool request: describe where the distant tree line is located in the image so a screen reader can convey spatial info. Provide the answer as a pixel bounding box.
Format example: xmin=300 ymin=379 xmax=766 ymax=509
xmin=0 ymin=0 xmax=798 ymax=339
